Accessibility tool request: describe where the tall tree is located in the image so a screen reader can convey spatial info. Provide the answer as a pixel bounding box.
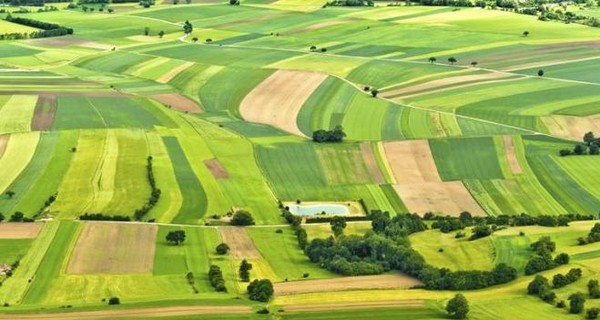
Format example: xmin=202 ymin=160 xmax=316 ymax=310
xmin=446 ymin=293 xmax=469 ymax=319
xmin=239 ymin=259 xmax=253 ymax=282
xmin=166 ymin=230 xmax=186 ymax=245
xmin=330 ymin=216 xmax=347 ymax=237
xmin=568 ymin=292 xmax=586 ymax=314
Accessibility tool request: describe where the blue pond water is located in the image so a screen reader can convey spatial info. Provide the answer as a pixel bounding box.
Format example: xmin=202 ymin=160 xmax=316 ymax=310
xmin=287 ymin=204 xmax=349 ymax=216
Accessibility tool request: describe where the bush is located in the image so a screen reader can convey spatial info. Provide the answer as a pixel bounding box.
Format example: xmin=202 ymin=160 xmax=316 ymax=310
xmin=231 ymin=210 xmax=255 ymax=226
xmin=588 ymin=308 xmax=600 ymax=319
xmin=208 ymin=265 xmax=227 ymax=292
xmin=108 ymin=297 xmax=120 ymax=305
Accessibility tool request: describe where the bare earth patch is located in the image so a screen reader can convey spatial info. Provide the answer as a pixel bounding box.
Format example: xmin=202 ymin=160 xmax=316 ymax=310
xmin=0 ymin=306 xmax=251 ymax=319
xmin=151 ymin=93 xmax=202 ymax=113
xmin=31 ymin=95 xmax=57 ymax=131
xmin=283 ymin=299 xmax=425 ymax=312
xmin=0 ymin=135 xmax=8 ymax=158
xmin=275 ymin=274 xmax=422 ymax=295
xmin=204 ymin=158 xmax=229 ymax=179
xmin=157 ymin=61 xmax=194 ymax=83
xmin=383 ymin=140 xmax=485 ymax=216
xmin=360 ymin=142 xmax=385 ymax=184
xmin=67 ymin=223 xmax=157 ymax=274
xmin=543 ymin=115 xmax=600 ymax=141
xmin=503 ymin=136 xmax=522 ymax=174
xmin=0 ymin=223 xmax=43 ymax=239
xmin=381 ymin=72 xmax=513 ymax=99
xmin=240 ymin=70 xmax=327 ymax=137
xmin=218 ymin=227 xmax=261 ymax=259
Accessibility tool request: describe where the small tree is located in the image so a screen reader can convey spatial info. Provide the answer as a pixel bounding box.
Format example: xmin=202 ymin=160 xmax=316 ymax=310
xmin=574 ymin=144 xmax=588 ymax=155
xmin=446 ymin=293 xmax=469 ymax=319
xmin=108 ymin=297 xmax=120 ymax=305
xmin=247 ymin=279 xmax=273 ymax=302
xmin=528 ymin=275 xmax=549 ymax=295
xmin=239 ymin=259 xmax=253 ymax=282
xmin=448 ymin=57 xmax=457 ymax=65
xmin=471 ymin=61 xmax=478 ymax=67
xmin=166 ymin=230 xmax=186 ymax=245
xmin=330 ymin=216 xmax=347 ymax=237
xmin=428 ymin=56 xmax=437 ymax=63
xmin=183 ymin=20 xmax=193 ymax=34
xmin=192 ymin=37 xmax=198 ymax=43
xmin=216 ymin=243 xmax=230 ymax=255
xmin=523 ymin=30 xmax=529 ymax=37
xmin=588 ymin=308 xmax=600 ymax=319
xmin=569 ymin=292 xmax=586 ymax=314
xmin=205 ymin=38 xmax=213 ymax=43
xmin=0 ymin=212 xmax=4 ymax=222
xmin=9 ymin=211 xmax=24 ymax=222
xmin=584 ymin=132 xmax=596 ymax=145
xmin=231 ymin=210 xmax=255 ymax=226
xmin=108 ymin=8 xmax=114 ymax=13
xmin=5 ymin=191 xmax=15 ymax=199
xmin=538 ymin=69 xmax=544 ymax=77
xmin=309 ymin=45 xmax=317 ymax=51
xmin=158 ymin=30 xmax=165 ymax=38
xmin=370 ymin=89 xmax=379 ymax=98
xmin=230 ymin=0 xmax=239 ymax=4
xmin=589 ymin=280 xmax=600 ymax=298
xmin=144 ymin=26 xmax=150 ymax=36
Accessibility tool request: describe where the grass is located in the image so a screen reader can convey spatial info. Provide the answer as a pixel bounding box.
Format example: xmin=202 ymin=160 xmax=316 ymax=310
xmin=0 ymin=95 xmax=37 ymax=135
xmin=0 ymin=132 xmax=40 ymax=196
xmin=0 ymin=239 xmax=33 ymax=265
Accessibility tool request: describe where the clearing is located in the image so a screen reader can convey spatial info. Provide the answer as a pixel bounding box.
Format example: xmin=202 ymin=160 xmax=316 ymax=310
xmin=67 ymin=223 xmax=157 ymax=274
xmin=239 ymin=70 xmax=327 ymax=137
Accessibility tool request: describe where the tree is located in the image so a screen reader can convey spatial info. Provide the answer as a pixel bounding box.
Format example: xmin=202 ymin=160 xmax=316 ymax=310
xmin=309 ymin=45 xmax=317 ymax=51
xmin=247 ymin=279 xmax=273 ymax=302
xmin=588 ymin=308 xmax=600 ymax=319
xmin=370 ymin=89 xmax=379 ymax=97
xmin=108 ymin=8 xmax=114 ymax=13
xmin=239 ymin=259 xmax=253 ymax=282
xmin=554 ymin=252 xmax=570 ymax=265
xmin=584 ymin=132 xmax=596 ymax=145
xmin=166 ymin=230 xmax=186 ymax=245
xmin=330 ymin=216 xmax=347 ymax=237
xmin=144 ymin=26 xmax=150 ymax=36
xmin=158 ymin=30 xmax=164 ymax=38
xmin=469 ymin=224 xmax=492 ymax=240
xmin=538 ymin=69 xmax=544 ymax=77
xmin=108 ymin=297 xmax=120 ymax=305
xmin=428 ymin=56 xmax=436 ymax=63
xmin=589 ymin=279 xmax=600 ymax=298
xmin=192 ymin=37 xmax=198 ymax=42
xmin=448 ymin=57 xmax=457 ymax=65
xmin=216 ymin=243 xmax=230 ymax=255
xmin=230 ymin=0 xmax=239 ymax=4
xmin=528 ymin=275 xmax=549 ymax=295
xmin=574 ymin=144 xmax=588 ymax=155
xmin=5 ymin=191 xmax=15 ymax=199
xmin=446 ymin=293 xmax=469 ymax=319
xmin=569 ymin=292 xmax=586 ymax=314
xmin=523 ymin=30 xmax=530 ymax=37
xmin=471 ymin=61 xmax=478 ymax=67
xmin=9 ymin=211 xmax=24 ymax=222
xmin=183 ymin=20 xmax=193 ymax=34
xmin=0 ymin=212 xmax=4 ymax=222
xmin=205 ymin=38 xmax=212 ymax=43
xmin=591 ymin=144 xmax=600 ymax=155
xmin=231 ymin=210 xmax=255 ymax=226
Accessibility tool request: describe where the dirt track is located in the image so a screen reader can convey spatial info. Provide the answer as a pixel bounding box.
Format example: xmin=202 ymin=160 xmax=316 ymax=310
xmin=0 ymin=223 xmax=43 ymax=239
xmin=240 ymin=70 xmax=326 ymax=137
xmin=0 ymin=306 xmax=251 ymax=319
xmin=503 ymin=136 xmax=522 ymax=174
xmin=274 ymin=274 xmax=422 ymax=295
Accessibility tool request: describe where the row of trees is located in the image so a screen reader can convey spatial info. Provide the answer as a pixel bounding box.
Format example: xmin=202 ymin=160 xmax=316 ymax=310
xmin=5 ymin=15 xmax=73 ymax=39
xmin=312 ymin=125 xmax=346 ymax=143
xmin=524 ymin=236 xmax=569 ymax=275
xmin=579 ymin=223 xmax=600 ymax=245
xmin=325 ymin=0 xmax=374 ymax=6
xmin=133 ymin=156 xmax=161 ymax=220
xmin=208 ymin=265 xmax=227 ymax=292
xmin=305 ymin=213 xmax=518 ymax=290
xmin=529 ymin=275 xmax=600 ymax=316
xmin=560 ymin=132 xmax=600 ymax=156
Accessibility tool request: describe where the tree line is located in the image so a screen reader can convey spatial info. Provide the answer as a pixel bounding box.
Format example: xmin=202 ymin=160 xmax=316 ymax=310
xmin=524 ymin=236 xmax=569 ymax=275
xmin=528 ymin=272 xmax=599 ymax=317
xmin=312 ymin=125 xmax=346 ymax=143
xmin=133 ymin=156 xmax=161 ymax=221
xmin=3 ymin=15 xmax=73 ymax=40
xmin=560 ymin=131 xmax=600 ymax=156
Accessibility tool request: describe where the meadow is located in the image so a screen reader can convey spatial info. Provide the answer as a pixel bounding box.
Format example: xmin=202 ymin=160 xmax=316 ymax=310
xmin=0 ymin=1 xmax=600 ymax=319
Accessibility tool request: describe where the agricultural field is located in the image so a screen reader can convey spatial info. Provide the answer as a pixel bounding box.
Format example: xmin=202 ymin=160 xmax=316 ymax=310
xmin=1 ymin=1 xmax=600 ymax=319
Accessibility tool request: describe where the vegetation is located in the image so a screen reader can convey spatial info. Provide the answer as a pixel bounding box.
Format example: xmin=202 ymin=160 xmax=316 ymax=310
xmin=312 ymin=125 xmax=346 ymax=143
xmin=446 ymin=293 xmax=469 ymax=319
xmin=247 ymin=279 xmax=273 ymax=302
xmin=230 ymin=210 xmax=255 ymax=226
xmin=166 ymin=230 xmax=186 ymax=245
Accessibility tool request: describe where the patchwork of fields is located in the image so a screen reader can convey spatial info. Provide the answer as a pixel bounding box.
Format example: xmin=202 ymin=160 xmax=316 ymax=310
xmin=1 ymin=1 xmax=600 ymax=319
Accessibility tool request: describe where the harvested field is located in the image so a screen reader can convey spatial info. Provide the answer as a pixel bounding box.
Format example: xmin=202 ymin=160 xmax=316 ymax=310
xmin=0 ymin=91 xmax=129 ymax=98
xmin=150 ymin=93 xmax=202 ymax=113
xmin=286 ymin=19 xmax=353 ymax=35
xmin=157 ymin=61 xmax=193 ymax=83
xmin=0 ymin=134 xmax=8 ymax=158
xmin=67 ymin=223 xmax=157 ymax=274
xmin=503 ymin=136 xmax=522 ymax=174
xmin=31 ymin=95 xmax=57 ymax=131
xmin=204 ymin=158 xmax=229 ymax=179
xmin=218 ymin=227 xmax=261 ymax=259
xmin=27 ymin=36 xmax=89 ymax=48
xmin=0 ymin=223 xmax=43 ymax=239
xmin=383 ymin=140 xmax=485 ymax=216
xmin=283 ymin=300 xmax=425 ymax=312
xmin=381 ymin=72 xmax=514 ymax=98
xmin=240 ymin=70 xmax=327 ymax=137
xmin=274 ymin=274 xmax=422 ymax=295
xmin=360 ymin=142 xmax=385 ymax=184
xmin=0 ymin=306 xmax=252 ymax=319
xmin=394 ymin=181 xmax=485 ymax=216
xmin=542 ymin=115 xmax=600 ymax=141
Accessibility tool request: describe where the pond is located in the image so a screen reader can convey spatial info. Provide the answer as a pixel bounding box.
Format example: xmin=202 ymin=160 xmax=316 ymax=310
xmin=287 ymin=203 xmax=349 ymax=216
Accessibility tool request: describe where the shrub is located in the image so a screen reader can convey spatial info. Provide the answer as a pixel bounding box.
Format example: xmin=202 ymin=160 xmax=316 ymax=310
xmin=108 ymin=297 xmax=120 ymax=305
xmin=247 ymin=279 xmax=274 ymax=302
xmin=231 ymin=210 xmax=255 ymax=226
xmin=216 ymin=243 xmax=230 ymax=255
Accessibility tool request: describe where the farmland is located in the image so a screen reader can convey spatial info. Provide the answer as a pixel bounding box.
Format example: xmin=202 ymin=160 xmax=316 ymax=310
xmin=0 ymin=0 xmax=600 ymax=319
